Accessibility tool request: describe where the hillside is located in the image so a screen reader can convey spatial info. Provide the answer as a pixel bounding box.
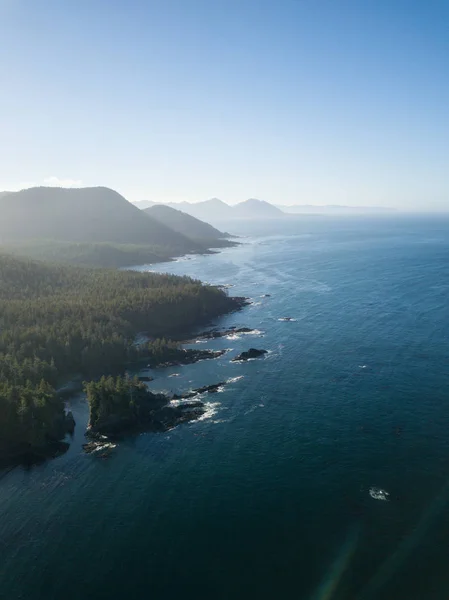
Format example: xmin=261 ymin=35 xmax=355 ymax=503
xmin=0 ymin=252 xmax=242 ymax=462
xmin=0 ymin=187 xmax=203 ymax=254
xmin=144 ymin=205 xmax=232 ymax=245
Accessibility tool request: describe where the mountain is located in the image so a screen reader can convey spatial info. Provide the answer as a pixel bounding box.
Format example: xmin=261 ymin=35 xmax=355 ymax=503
xmin=137 ymin=197 xmax=284 ymax=223
xmin=0 ymin=191 xmax=12 ymax=199
xmin=144 ymin=205 xmax=230 ymax=244
xmin=0 ymin=186 xmax=202 ymax=254
xmin=233 ymin=198 xmax=284 ymax=218
xmin=172 ymin=198 xmax=233 ymax=222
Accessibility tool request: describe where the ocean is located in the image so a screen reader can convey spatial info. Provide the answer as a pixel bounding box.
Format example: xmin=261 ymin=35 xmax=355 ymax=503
xmin=1 ymin=215 xmax=449 ymax=599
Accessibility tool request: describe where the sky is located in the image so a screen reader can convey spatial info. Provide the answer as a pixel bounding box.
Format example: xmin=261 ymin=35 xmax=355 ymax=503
xmin=1 ymin=0 xmax=448 ymax=209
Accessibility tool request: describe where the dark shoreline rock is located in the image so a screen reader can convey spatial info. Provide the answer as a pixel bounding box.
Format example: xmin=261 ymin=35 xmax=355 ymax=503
xmin=87 ymin=403 xmax=206 ymax=441
xmin=172 ymin=382 xmax=226 ymax=400
xmin=151 ymin=348 xmax=225 ymax=368
xmin=86 ymin=384 xmax=210 ymax=442
xmin=232 ymin=348 xmax=268 ymax=361
xmin=0 ymin=440 xmax=70 ymax=469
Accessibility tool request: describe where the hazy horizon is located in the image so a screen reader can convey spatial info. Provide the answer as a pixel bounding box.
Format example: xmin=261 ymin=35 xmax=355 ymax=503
xmin=4 ymin=185 xmax=449 ymax=212
xmin=1 ymin=1 xmax=449 ymax=210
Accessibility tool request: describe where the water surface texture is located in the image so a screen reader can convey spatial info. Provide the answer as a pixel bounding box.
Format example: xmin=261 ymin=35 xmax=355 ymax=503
xmin=2 ymin=216 xmax=449 ymax=599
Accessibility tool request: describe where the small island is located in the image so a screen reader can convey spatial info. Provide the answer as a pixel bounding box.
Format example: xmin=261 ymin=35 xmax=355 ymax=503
xmin=232 ymin=348 xmax=268 ymax=361
xmin=172 ymin=382 xmax=225 ymax=400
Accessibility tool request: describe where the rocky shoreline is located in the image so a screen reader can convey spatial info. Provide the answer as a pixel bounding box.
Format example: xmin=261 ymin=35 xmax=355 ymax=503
xmin=190 ymin=326 xmax=257 ymax=341
xmin=149 ymin=348 xmax=225 ymax=368
xmin=2 ymin=287 xmax=265 ymax=466
xmin=83 ymin=340 xmax=270 ymax=451
xmin=0 ymin=411 xmax=76 ymax=467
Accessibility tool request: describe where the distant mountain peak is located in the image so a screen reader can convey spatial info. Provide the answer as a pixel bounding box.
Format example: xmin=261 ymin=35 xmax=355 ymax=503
xmin=245 ymin=198 xmax=265 ymax=204
xmin=135 ymin=196 xmax=285 ymax=223
xmin=234 ymin=198 xmax=284 ymax=217
xmin=202 ymin=198 xmax=228 ymax=206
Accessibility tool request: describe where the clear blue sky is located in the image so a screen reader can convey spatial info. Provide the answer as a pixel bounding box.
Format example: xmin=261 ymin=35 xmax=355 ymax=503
xmin=1 ymin=0 xmax=448 ymax=209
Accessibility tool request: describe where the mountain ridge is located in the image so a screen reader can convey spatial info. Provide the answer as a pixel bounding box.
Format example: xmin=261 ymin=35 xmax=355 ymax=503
xmin=0 ymin=186 xmax=202 ymax=254
xmin=135 ymin=197 xmax=285 ymax=223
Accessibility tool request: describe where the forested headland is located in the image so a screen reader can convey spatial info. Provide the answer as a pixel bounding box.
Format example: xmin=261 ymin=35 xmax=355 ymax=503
xmin=0 ymin=252 xmax=243 ymax=463
xmin=84 ymin=375 xmax=205 ymax=437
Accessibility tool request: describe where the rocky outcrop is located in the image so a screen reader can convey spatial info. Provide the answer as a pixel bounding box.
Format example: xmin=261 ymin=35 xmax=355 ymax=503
xmin=86 ymin=386 xmax=206 ymax=440
xmin=232 ymin=348 xmax=267 ymax=361
xmin=151 ymin=349 xmax=225 ymax=368
xmin=64 ymin=411 xmax=76 ymax=435
xmin=172 ymin=382 xmax=225 ymax=400
xmin=191 ymin=326 xmax=256 ymax=341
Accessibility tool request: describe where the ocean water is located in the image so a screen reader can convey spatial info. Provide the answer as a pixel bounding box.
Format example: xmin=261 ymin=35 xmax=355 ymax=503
xmin=2 ymin=215 xmax=449 ymax=599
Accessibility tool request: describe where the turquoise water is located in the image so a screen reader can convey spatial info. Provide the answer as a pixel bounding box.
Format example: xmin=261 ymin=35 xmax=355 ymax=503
xmin=1 ymin=216 xmax=449 ymax=599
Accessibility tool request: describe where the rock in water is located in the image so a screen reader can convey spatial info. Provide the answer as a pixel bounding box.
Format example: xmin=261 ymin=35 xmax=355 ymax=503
xmin=232 ymin=348 xmax=268 ymax=361
xmin=65 ymin=411 xmax=76 ymax=434
xmin=172 ymin=382 xmax=226 ymax=400
xmin=369 ymin=487 xmax=390 ymax=501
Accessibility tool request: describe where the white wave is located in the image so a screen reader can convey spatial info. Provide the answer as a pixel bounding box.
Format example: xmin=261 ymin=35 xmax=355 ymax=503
xmin=196 ymin=401 xmax=221 ymax=421
xmin=359 ymin=365 xmax=367 ymax=369
xmin=278 ymin=317 xmax=297 ymax=322
xmin=369 ymin=487 xmax=390 ymax=501
xmin=236 ymin=329 xmax=263 ymax=336
xmin=225 ymin=334 xmax=241 ymax=340
xmin=195 ymin=339 xmax=208 ymax=344
xmin=90 ymin=442 xmax=117 ymax=454
xmin=244 ymin=403 xmax=265 ymax=415
xmin=227 ymin=375 xmax=244 ymax=383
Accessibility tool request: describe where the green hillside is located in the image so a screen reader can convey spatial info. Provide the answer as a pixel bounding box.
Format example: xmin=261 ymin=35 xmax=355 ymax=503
xmin=0 ymin=186 xmax=203 ymax=254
